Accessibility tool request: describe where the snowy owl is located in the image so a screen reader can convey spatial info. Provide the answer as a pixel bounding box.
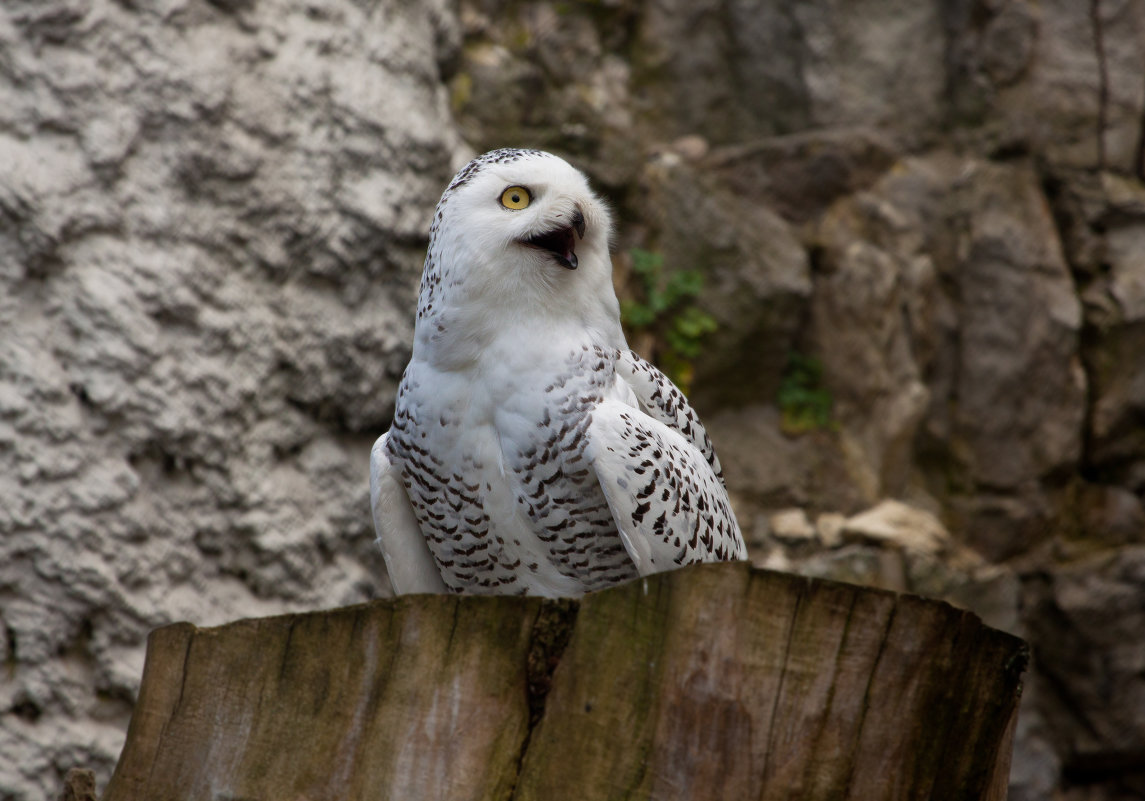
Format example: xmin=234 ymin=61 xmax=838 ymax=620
xmin=370 ymin=148 xmax=746 ymax=597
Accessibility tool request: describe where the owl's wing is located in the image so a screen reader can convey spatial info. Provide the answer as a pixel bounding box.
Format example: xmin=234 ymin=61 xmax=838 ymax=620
xmin=614 ymin=350 xmax=726 ymax=485
xmin=585 ymin=400 xmax=746 ymax=576
xmin=370 ymin=432 xmax=448 ymax=595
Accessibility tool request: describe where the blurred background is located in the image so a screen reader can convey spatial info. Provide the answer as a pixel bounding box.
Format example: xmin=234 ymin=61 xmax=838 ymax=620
xmin=2 ymin=0 xmax=1144 ymax=798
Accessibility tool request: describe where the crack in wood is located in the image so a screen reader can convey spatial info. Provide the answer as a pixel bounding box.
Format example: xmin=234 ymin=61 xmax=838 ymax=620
xmin=148 ymin=626 xmax=196 ymax=792
xmin=760 ymin=579 xmax=805 ymax=787
xmin=277 ymin=617 xmax=298 ymax=681
xmin=801 ymin=590 xmax=860 ymax=797
xmin=170 ymin=629 xmax=196 ymax=722
xmin=508 ymin=598 xmax=579 ymax=800
xmin=839 ymin=598 xmax=899 ymax=798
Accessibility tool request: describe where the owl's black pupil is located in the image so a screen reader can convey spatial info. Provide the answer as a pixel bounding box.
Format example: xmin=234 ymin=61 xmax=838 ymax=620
xmin=511 ymin=194 xmax=520 ymax=203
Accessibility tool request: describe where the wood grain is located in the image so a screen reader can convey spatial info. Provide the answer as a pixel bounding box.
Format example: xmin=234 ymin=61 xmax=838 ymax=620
xmin=101 ymin=563 xmax=1027 ymax=801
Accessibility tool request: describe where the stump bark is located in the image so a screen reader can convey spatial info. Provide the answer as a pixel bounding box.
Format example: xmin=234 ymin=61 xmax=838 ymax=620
xmin=101 ymin=562 xmax=1026 ymax=801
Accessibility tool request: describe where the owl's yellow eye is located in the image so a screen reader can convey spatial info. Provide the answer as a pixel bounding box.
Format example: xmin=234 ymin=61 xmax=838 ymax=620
xmin=500 ymin=186 xmax=531 ymax=210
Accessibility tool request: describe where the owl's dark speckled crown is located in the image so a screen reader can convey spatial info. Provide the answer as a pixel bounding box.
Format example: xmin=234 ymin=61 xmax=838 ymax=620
xmin=444 ymin=148 xmax=545 ymax=195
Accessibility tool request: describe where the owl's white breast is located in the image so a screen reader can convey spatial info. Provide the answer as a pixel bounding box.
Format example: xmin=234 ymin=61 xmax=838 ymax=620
xmin=397 ymin=321 xmax=632 ymax=596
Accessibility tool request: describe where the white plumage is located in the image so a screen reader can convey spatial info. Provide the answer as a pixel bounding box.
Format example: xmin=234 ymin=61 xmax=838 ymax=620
xmin=370 ymin=148 xmax=746 ymax=597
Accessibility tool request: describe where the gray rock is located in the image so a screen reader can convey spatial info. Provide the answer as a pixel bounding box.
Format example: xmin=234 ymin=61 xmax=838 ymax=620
xmin=632 ymin=0 xmax=811 ymax=142
xmin=1050 ymin=171 xmax=1145 ymax=490
xmin=768 ymin=507 xmax=817 ymax=546
xmin=804 ymin=154 xmax=1085 ymax=558
xmin=808 ymin=155 xmax=949 ymax=503
xmin=1007 ymin=683 xmax=1063 ymax=801
xmin=940 ymin=160 xmax=1085 ymax=495
xmin=448 ymin=2 xmax=640 ymax=185
xmin=1075 ymin=483 xmax=1145 ymax=549
xmin=946 ymin=0 xmax=1145 ymax=173
xmin=634 ymin=157 xmax=812 ymax=409
xmin=947 ymin=489 xmax=1056 ymax=563
xmin=0 ymin=1 xmax=464 ymax=797
xmin=793 ymin=543 xmax=909 ymax=594
xmin=705 ymin=404 xmax=869 ymax=515
xmin=1024 ymin=547 xmax=1145 ymax=788
xmin=706 ymin=127 xmax=899 ymax=224
xmin=635 ymin=0 xmax=945 ymax=145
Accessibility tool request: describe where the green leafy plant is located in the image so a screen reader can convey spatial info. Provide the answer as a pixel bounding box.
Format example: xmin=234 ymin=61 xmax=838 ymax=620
xmin=777 ymin=351 xmax=835 ymax=433
xmin=620 ymin=248 xmax=717 ymax=394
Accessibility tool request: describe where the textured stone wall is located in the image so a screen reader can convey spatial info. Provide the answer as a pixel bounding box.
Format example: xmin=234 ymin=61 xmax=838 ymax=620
xmin=2 ymin=1 xmax=1144 ymax=800
xmin=0 ymin=1 xmax=465 ymax=796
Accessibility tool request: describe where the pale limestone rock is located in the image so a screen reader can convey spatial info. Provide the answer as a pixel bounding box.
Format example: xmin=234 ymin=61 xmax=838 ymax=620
xmin=768 ymin=508 xmax=817 ymax=545
xmin=842 ymin=500 xmax=950 ymax=556
xmin=757 ymin=548 xmax=793 ymax=574
xmin=670 ymin=134 xmax=710 ymax=162
xmin=815 ymin=512 xmax=847 ymax=549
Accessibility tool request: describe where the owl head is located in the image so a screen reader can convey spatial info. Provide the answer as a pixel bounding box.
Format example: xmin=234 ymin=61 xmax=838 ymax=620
xmin=413 ymin=149 xmax=622 ymax=361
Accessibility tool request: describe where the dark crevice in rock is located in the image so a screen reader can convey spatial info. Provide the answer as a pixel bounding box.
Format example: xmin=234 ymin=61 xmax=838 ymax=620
xmin=204 ymin=0 xmax=256 ymax=14
xmin=1038 ymin=168 xmax=1103 ymax=483
xmin=987 ymin=139 xmax=1031 ymax=162
xmin=11 ymin=695 xmax=42 ymax=722
xmin=283 ymin=394 xmax=353 ymax=434
xmin=128 ymin=440 xmax=203 ymax=484
xmin=3 ymin=624 xmax=16 ymax=668
xmin=9 ymin=2 xmax=89 ymax=49
xmin=1089 ymin=0 xmax=1109 ymax=171
xmin=1135 ymin=97 xmax=1145 ymax=182
xmin=57 ymin=617 xmax=95 ymax=664
xmin=1063 ymin=754 xmax=1145 ymax=796
xmin=67 ymin=382 xmax=94 ymax=410
xmin=1076 ymin=323 xmax=1107 ymax=485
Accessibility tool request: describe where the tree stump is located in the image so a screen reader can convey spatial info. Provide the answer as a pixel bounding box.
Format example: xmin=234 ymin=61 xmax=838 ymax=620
xmin=101 ymin=562 xmax=1026 ymax=801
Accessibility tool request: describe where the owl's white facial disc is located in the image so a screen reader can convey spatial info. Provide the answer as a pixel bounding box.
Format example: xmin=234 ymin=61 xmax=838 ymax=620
xmin=437 ymin=149 xmax=609 ymax=280
xmin=413 ymin=149 xmax=623 ymax=362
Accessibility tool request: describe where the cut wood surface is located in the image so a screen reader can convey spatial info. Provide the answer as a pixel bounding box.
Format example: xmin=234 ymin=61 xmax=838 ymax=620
xmin=100 ymin=562 xmax=1027 ymax=801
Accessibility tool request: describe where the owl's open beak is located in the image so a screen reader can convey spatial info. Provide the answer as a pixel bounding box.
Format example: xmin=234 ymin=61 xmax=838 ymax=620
xmin=522 ymin=208 xmax=586 ymax=270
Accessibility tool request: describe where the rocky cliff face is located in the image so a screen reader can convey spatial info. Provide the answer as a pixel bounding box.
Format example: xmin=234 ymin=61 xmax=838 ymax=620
xmin=0 ymin=1 xmax=465 ymax=793
xmin=2 ymin=1 xmax=1143 ymax=800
